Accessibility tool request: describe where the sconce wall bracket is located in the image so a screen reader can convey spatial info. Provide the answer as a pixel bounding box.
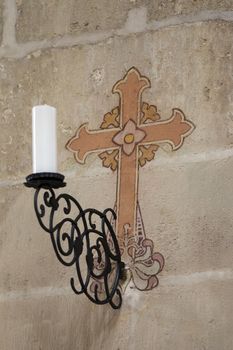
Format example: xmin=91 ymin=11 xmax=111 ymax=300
xmin=25 ymin=172 xmax=124 ymax=309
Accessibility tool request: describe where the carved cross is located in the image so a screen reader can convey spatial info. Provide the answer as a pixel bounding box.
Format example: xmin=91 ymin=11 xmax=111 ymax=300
xmin=67 ymin=67 xmax=194 ymax=290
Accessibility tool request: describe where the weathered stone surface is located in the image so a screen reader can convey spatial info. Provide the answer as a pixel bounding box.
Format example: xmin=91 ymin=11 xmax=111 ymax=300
xmin=0 ymin=2 xmax=3 ymax=45
xmin=15 ymin=0 xmax=233 ymax=43
xmin=0 ymin=184 xmax=68 ymax=293
xmin=147 ymin=0 xmax=233 ymax=21
xmin=0 ymin=281 xmax=233 ymax=350
xmin=1 ymin=21 xmax=233 ymax=181
xmin=16 ymin=0 xmax=140 ymax=42
xmin=1 ymin=7 xmax=233 ymax=350
xmin=140 ymin=156 xmax=233 ymax=275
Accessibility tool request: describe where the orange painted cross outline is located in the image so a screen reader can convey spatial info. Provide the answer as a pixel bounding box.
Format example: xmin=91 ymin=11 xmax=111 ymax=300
xmin=67 ymin=67 xmax=194 ymax=261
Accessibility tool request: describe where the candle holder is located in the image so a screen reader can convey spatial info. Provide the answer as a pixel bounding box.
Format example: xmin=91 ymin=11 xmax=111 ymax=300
xmin=24 ymin=172 xmax=125 ymax=309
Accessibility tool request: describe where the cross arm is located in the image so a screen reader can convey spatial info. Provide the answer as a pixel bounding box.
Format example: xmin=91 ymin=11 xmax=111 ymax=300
xmin=140 ymin=109 xmax=194 ymax=150
xmin=66 ymin=124 xmax=119 ymax=163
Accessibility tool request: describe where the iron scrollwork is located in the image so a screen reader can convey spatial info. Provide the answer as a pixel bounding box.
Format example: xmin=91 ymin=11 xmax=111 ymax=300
xmin=25 ymin=173 xmax=124 ymax=309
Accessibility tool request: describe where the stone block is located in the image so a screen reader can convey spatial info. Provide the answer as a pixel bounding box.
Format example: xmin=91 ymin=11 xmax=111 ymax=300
xmin=16 ymin=0 xmax=141 ymax=42
xmin=147 ymin=0 xmax=233 ymax=21
xmin=0 ymin=184 xmax=70 ymax=293
xmin=0 ymin=2 xmax=3 ymax=45
xmin=140 ymin=155 xmax=233 ymax=275
xmin=15 ymin=0 xmax=233 ymax=43
xmin=0 ymin=280 xmax=233 ymax=349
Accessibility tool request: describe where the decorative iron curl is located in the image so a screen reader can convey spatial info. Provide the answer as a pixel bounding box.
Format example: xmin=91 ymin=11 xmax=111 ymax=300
xmin=25 ymin=174 xmax=124 ymax=309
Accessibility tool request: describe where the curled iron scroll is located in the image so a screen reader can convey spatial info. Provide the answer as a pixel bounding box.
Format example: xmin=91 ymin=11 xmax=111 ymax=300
xmin=34 ymin=186 xmax=123 ymax=309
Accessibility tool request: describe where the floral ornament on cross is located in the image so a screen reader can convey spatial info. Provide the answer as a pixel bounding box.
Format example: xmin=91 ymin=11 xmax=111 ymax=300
xmin=113 ymin=119 xmax=146 ymax=155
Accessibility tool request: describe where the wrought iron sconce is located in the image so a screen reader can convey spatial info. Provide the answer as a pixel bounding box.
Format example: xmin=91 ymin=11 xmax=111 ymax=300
xmin=24 ymin=106 xmax=125 ymax=309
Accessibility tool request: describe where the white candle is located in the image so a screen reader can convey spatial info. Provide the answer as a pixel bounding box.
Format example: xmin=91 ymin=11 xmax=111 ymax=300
xmin=32 ymin=105 xmax=57 ymax=173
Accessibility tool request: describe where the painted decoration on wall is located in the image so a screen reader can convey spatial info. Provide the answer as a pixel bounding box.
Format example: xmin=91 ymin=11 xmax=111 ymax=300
xmin=67 ymin=67 xmax=194 ymax=292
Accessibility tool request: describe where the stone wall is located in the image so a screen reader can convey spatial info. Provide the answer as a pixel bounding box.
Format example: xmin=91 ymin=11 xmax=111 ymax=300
xmin=1 ymin=0 xmax=233 ymax=349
